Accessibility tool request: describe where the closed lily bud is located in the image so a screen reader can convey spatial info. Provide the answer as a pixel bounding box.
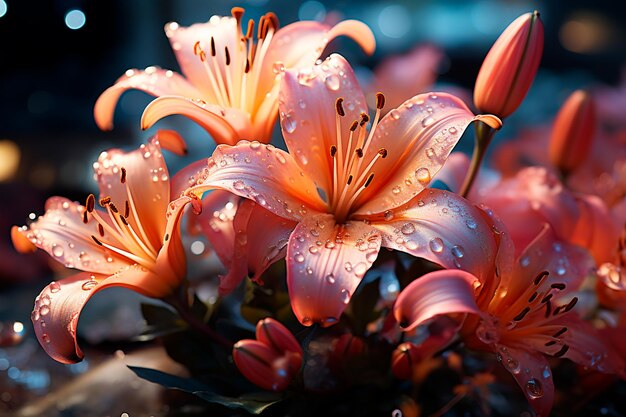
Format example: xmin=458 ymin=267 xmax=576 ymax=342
xmin=233 ymin=339 xmax=302 ymax=391
xmin=474 ymin=11 xmax=544 ymax=118
xmin=256 ymin=317 xmax=303 ymax=356
xmin=328 ymin=333 xmax=366 ymax=371
xmin=549 ymin=90 xmax=596 ymax=175
xmin=391 ymin=342 xmax=421 ymax=380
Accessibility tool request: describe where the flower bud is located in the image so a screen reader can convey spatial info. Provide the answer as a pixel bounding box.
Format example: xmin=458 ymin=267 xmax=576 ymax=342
xmin=256 ymin=317 xmax=303 ymax=356
xmin=474 ymin=11 xmax=544 ymax=118
xmin=328 ymin=333 xmax=366 ymax=371
xmin=391 ymin=342 xmax=421 ymax=380
xmin=233 ymin=339 xmax=302 ymax=391
xmin=549 ymin=90 xmax=596 ymax=175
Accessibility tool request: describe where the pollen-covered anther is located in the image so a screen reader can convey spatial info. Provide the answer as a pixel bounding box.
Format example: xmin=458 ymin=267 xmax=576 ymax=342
xmin=231 ymin=6 xmax=245 ymax=22
xmin=376 ymin=92 xmax=385 ymax=110
xmin=335 ymin=98 xmax=345 ymax=117
xmin=349 ymin=120 xmax=358 ymax=131
xmin=99 ymin=197 xmax=111 ymax=207
xmin=120 ymin=167 xmax=127 ymax=183
xmin=225 ymin=47 xmax=231 ymax=66
xmin=364 ymin=173 xmax=375 ymax=188
xmin=330 ymin=145 xmax=337 ymax=158
xmin=512 ymin=306 xmax=530 ymax=321
xmin=359 ymin=113 xmax=370 ymax=126
xmin=109 ymin=203 xmax=119 ymax=214
xmin=550 ymin=282 xmax=566 ymax=290
xmin=124 ymin=201 xmax=130 ymax=218
xmin=355 ymin=148 xmax=364 ymax=158
xmin=91 ymin=235 xmax=103 ymax=246
xmin=378 ymin=148 xmax=388 ymax=158
xmin=553 ymin=344 xmax=570 ymax=358
xmin=210 ymin=37 xmax=216 ymax=57
xmin=82 ymin=210 xmax=88 ymax=224
xmin=86 ymin=194 xmax=95 ymax=213
xmin=534 ymin=270 xmax=549 ymax=285
xmin=98 ymin=224 xmax=105 ymax=237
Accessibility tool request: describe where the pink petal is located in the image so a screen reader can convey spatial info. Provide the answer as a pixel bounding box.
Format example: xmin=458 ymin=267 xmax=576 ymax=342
xmin=279 ymin=54 xmax=369 ymax=194
xmin=18 ymin=197 xmax=130 ymax=275
xmin=185 ymin=141 xmax=326 ymax=221
xmin=155 ymin=129 xmax=188 ymax=156
xmin=572 ymin=194 xmax=619 ymax=264
xmin=141 ymin=96 xmax=250 ymax=145
xmin=32 ymin=267 xmax=172 ymax=364
xmin=94 ymin=67 xmax=203 ymax=131
xmin=365 ymin=189 xmax=498 ymax=283
xmin=286 ymin=215 xmax=381 ymax=327
xmin=154 ymin=195 xmax=190 ymax=290
xmin=354 ymin=92 xmax=500 ymax=214
xmin=94 ymin=136 xmax=170 ymax=249
xmin=494 ymin=344 xmax=555 ymax=417
xmin=170 ymin=158 xmax=209 ymax=199
xmin=232 ymin=339 xmax=298 ymax=391
xmin=393 ymin=269 xmax=480 ymax=332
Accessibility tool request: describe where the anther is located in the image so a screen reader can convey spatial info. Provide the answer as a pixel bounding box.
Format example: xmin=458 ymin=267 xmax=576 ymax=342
xmin=120 ymin=215 xmax=129 ymax=226
xmin=553 ymin=327 xmax=568 ymax=337
xmin=550 ymin=283 xmax=566 ymax=290
xmin=364 ymin=173 xmax=375 ymax=188
xmin=193 ymin=41 xmax=202 ymax=56
xmin=210 ymin=37 xmax=216 ymax=57
xmin=355 ymin=148 xmax=364 ymax=158
xmin=512 ymin=306 xmax=530 ymax=321
xmin=245 ymin=59 xmax=250 ymax=73
xmin=544 ymin=340 xmax=557 ymax=347
xmin=109 ymin=203 xmax=119 ymax=214
xmin=562 ymin=297 xmax=578 ymax=313
xmin=91 ymin=235 xmax=103 ymax=246
xmin=544 ymin=300 xmax=552 ymax=317
xmin=347 ymin=175 xmax=353 ymax=185
xmin=98 ymin=223 xmax=104 ymax=237
xmin=99 ymin=197 xmax=111 ymax=207
xmin=86 ymin=194 xmax=95 ymax=213
xmin=350 ymin=120 xmax=358 ymax=131
xmin=82 ymin=210 xmax=88 ymax=224
xmin=165 ymin=233 xmax=170 ymax=242
xmin=225 ymin=47 xmax=231 ymax=65
xmin=231 ymin=7 xmax=245 ymax=23
xmin=378 ymin=148 xmax=388 ymax=158
xmin=335 ymin=98 xmax=345 ymax=117
xmin=359 ymin=113 xmax=370 ymax=126
xmin=246 ymin=19 xmax=255 ymax=38
xmin=124 ymin=201 xmax=130 ymax=218
xmin=534 ymin=270 xmax=549 ymax=285
xmin=266 ymin=12 xmax=278 ymax=30
xmin=541 ymin=293 xmax=553 ymax=303
xmin=376 ymin=92 xmax=385 ymax=110
xmin=528 ymin=292 xmax=538 ymax=303
xmin=553 ymin=344 xmax=570 ymax=358
xmin=330 ymin=145 xmax=337 ymax=158
xmin=120 ymin=167 xmax=126 ymax=184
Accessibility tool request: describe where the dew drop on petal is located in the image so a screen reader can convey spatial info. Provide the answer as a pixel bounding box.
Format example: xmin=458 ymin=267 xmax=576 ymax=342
xmin=392 ymin=186 xmax=401 ymax=195
xmin=451 ymin=245 xmax=464 ymax=258
xmin=294 ymin=253 xmax=305 ymax=263
xmin=466 ymin=218 xmax=477 ymax=229
xmin=425 ymin=148 xmax=435 ymax=158
xmin=448 ymin=126 xmax=458 ymax=134
xmin=429 ymin=237 xmax=444 ymax=253
xmin=281 ymin=113 xmax=297 ymax=134
xmin=401 ymin=223 xmax=415 ymax=235
xmin=366 ymin=250 xmax=378 ymax=263
xmin=233 ymin=180 xmax=245 ymax=190
xmin=309 ymin=246 xmax=318 ymax=254
xmin=542 ymin=366 xmax=551 ymax=379
xmin=49 ymin=281 xmax=61 ymax=293
xmin=340 ymin=288 xmax=351 ymax=304
xmin=41 ymin=333 xmax=51 ymax=344
xmin=421 ymin=116 xmax=434 ymax=127
xmin=81 ymin=280 xmax=97 ymax=291
xmin=354 ymin=262 xmax=368 ymax=277
xmin=344 ymin=262 xmax=353 ymax=272
xmin=389 ymin=110 xmax=400 ymax=120
xmin=326 ymin=273 xmax=336 ymax=284
xmin=384 ymin=210 xmax=394 ymax=221
xmin=52 ymin=244 xmax=64 ymax=258
xmin=324 ymin=74 xmax=340 ymax=91
xmin=415 ymin=167 xmax=431 ymax=184
xmin=525 ymin=378 xmax=544 ymax=398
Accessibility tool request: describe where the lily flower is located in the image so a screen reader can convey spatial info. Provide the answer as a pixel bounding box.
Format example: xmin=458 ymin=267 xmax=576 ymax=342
xmin=94 ymin=7 xmax=375 ymax=145
xmin=394 ymin=225 xmax=625 ymax=416
xmin=182 ymin=54 xmax=502 ymax=326
xmin=13 ymin=134 xmax=190 ymax=364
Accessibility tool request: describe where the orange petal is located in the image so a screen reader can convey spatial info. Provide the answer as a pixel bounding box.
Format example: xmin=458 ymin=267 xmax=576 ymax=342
xmin=156 ymin=129 xmax=188 ymax=156
xmin=11 ymin=225 xmax=36 ymax=254
xmin=232 ymin=339 xmax=298 ymax=391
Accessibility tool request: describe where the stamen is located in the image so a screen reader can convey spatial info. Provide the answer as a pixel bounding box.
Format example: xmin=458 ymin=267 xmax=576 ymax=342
xmin=512 ymin=306 xmax=530 ymax=321
xmin=355 ymin=148 xmax=363 ymax=158
xmin=99 ymin=197 xmax=111 ymax=207
xmin=562 ymin=297 xmax=578 ymax=312
xmin=541 ymin=293 xmax=553 ymax=303
xmin=82 ymin=210 xmax=88 ymax=224
xmin=225 ymin=47 xmax=231 ymax=66
xmin=359 ymin=113 xmax=369 ymax=126
xmin=544 ymin=300 xmax=552 ymax=317
xmin=534 ymin=271 xmax=549 ymax=285
xmin=553 ymin=327 xmax=568 ymax=337
xmin=120 ymin=167 xmax=126 ymax=183
xmin=528 ymin=292 xmax=538 ymax=303
xmin=364 ymin=173 xmax=375 ymax=188
xmin=231 ymin=6 xmax=245 ymax=23
xmin=86 ymin=194 xmax=95 ymax=212
xmin=544 ymin=340 xmax=557 ymax=346
xmin=550 ymin=283 xmax=566 ymax=290
xmin=336 ymin=98 xmax=345 ymax=116
xmin=164 ymin=233 xmax=170 ymax=242
xmin=246 ymin=19 xmax=255 ymax=38
xmin=376 ymin=92 xmax=385 ymax=110
xmin=245 ymin=58 xmax=250 ymax=73
xmin=91 ymin=235 xmax=103 ymax=246
xmin=347 ymin=175 xmax=353 ymax=185
xmin=378 ymin=148 xmax=388 ymax=158
xmin=120 ymin=215 xmax=129 ymax=226
xmin=553 ymin=344 xmax=570 ymax=358
xmin=98 ymin=223 xmax=105 ymax=237
xmin=330 ymin=145 xmax=337 ymax=158
xmin=109 ymin=203 xmax=119 ymax=214
xmin=350 ymin=120 xmax=358 ymax=131
xmin=124 ymin=201 xmax=130 ymax=218
xmin=210 ymin=37 xmax=216 ymax=56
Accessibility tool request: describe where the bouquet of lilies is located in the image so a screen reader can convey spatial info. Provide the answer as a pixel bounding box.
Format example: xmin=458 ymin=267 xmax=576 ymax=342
xmin=11 ymin=7 xmax=626 ymax=417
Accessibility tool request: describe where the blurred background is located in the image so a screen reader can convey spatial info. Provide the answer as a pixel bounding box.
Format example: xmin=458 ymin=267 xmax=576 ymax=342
xmin=1 ymin=0 xmax=625 ymax=415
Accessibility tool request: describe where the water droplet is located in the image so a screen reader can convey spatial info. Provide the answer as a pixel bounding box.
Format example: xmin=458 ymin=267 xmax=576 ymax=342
xmin=425 ymin=148 xmax=435 ymax=158
xmin=301 ymin=317 xmax=313 ymax=325
xmin=520 ymin=256 xmax=530 ymax=267
xmin=275 ymin=153 xmax=287 ymax=164
xmin=272 ymin=61 xmax=285 ymax=74
xmin=232 ymin=180 xmax=245 ymax=190
xmin=340 ymin=288 xmax=351 ymax=304
xmin=298 ymin=100 xmax=306 ymax=109
xmin=392 ymin=186 xmax=401 ymax=195
xmin=297 ymin=68 xmax=317 ymax=86
xmin=475 ymin=322 xmax=499 ymax=344
xmin=41 ymin=333 xmax=51 ymax=344
xmin=448 ymin=126 xmax=458 ymax=134
xmin=309 ymin=246 xmax=318 ymax=254
xmin=525 ymin=378 xmax=543 ymax=398
xmin=39 ymin=306 xmax=50 ymax=316
xmin=325 ymin=241 xmax=336 ymax=249
xmin=324 ymin=74 xmax=340 ymax=91
xmin=421 ymin=116 xmax=434 ymax=127
xmin=49 ymin=282 xmax=61 ymax=293
xmin=401 ymin=223 xmax=415 ymax=235
xmin=466 ymin=218 xmax=477 ymax=229
xmin=281 ymin=113 xmax=297 ymax=134
xmin=250 ymin=141 xmax=261 ymax=150
xmin=305 ymin=266 xmax=313 ymax=275
xmin=406 ymin=240 xmax=418 ymax=250
xmin=505 ymin=356 xmax=520 ymax=373
xmin=62 ymin=201 xmax=70 ymax=210
xmin=389 ymin=110 xmax=400 ymax=120
xmin=542 ymin=366 xmax=551 ymax=379
xmin=384 ymin=210 xmax=394 ymax=221
xmin=451 ymin=245 xmax=464 ymax=258
xmin=81 ymin=280 xmax=97 ymax=291
xmin=366 ymin=250 xmax=378 ymax=263
xmin=429 ymin=237 xmax=444 ymax=253
xmin=344 ymin=262 xmax=353 ymax=272
xmin=354 ymin=262 xmax=368 ymax=277
xmin=52 ymin=244 xmax=64 ymax=258
xmin=326 ymin=273 xmax=336 ymax=284
xmin=415 ymin=167 xmax=431 ymax=184
xmin=294 ymin=253 xmax=305 ymax=263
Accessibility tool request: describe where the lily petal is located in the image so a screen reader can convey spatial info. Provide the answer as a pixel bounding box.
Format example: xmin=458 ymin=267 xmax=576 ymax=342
xmin=495 ymin=344 xmax=555 ymax=417
xmin=572 ymin=194 xmax=619 ymax=264
xmin=186 ymin=141 xmax=326 ymax=221
xmin=286 ymin=214 xmax=381 ymax=327
xmin=94 ymin=67 xmax=203 ymax=130
xmin=365 ymin=189 xmax=498 ymax=282
xmin=355 ymin=92 xmax=500 ymax=214
xmin=393 ymin=269 xmax=480 ymax=332
xmin=32 ymin=268 xmax=172 ymax=364
xmin=156 ymin=129 xmax=188 ymax=156
xmin=279 ymin=54 xmax=369 ymax=194
xmin=141 ymin=96 xmax=250 ymax=145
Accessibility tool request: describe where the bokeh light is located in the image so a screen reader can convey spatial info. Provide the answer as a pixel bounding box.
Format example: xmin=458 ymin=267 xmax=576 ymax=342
xmin=0 ymin=0 xmax=7 ymax=18
xmin=0 ymin=140 xmax=20 ymax=182
xmin=378 ymin=5 xmax=411 ymax=39
xmin=298 ymin=1 xmax=326 ymax=21
xmin=64 ymin=9 xmax=86 ymax=30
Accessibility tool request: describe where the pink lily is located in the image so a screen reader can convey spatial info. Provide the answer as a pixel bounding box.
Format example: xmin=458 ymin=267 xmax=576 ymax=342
xmin=394 ymin=224 xmax=625 ymax=416
xmin=94 ymin=7 xmax=375 ymax=145
xmin=181 ymin=54 xmax=502 ymax=326
xmin=13 ymin=134 xmax=190 ymax=363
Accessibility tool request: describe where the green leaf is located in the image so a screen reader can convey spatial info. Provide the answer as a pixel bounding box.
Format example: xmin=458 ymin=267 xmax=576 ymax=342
xmin=136 ymin=303 xmax=186 ymax=341
xmin=128 ymin=366 xmax=283 ymax=414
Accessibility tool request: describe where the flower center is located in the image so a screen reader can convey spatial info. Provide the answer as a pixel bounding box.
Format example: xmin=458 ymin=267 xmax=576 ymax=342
xmin=329 ymin=93 xmax=388 ymax=223
xmin=84 ymin=167 xmax=159 ymax=271
xmin=192 ymin=8 xmax=278 ymax=114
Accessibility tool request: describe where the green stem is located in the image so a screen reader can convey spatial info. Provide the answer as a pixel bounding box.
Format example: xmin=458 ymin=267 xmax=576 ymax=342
xmin=459 ymin=121 xmax=497 ymax=198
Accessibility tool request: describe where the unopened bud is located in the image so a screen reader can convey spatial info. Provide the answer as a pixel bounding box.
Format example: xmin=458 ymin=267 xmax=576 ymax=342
xmin=549 ymin=90 xmax=596 ymax=175
xmin=474 ymin=11 xmax=544 ymax=118
xmin=391 ymin=342 xmax=421 ymax=380
xmin=255 ymin=317 xmax=303 ymax=356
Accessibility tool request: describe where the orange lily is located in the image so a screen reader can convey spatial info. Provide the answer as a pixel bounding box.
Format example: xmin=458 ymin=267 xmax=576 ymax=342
xmin=95 ymin=7 xmax=375 ymax=145
xmin=182 ymin=54 xmax=502 ymax=327
xmin=13 ymin=134 xmax=190 ymax=363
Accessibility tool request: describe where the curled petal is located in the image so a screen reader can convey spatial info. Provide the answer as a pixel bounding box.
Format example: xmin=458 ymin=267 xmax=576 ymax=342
xmin=394 ymin=269 xmax=480 ymax=332
xmin=572 ymin=194 xmax=619 ymax=264
xmin=494 ymin=344 xmax=555 ymax=417
xmin=11 ymin=225 xmax=36 ymax=254
xmin=256 ymin=318 xmax=303 ymax=356
xmin=355 ymin=92 xmax=499 ymax=213
xmin=366 ymin=189 xmax=498 ymax=283
xmin=171 ymin=158 xmax=209 ymax=199
xmin=286 ymin=215 xmax=382 ymax=327
xmin=279 ymin=54 xmax=368 ymax=194
xmin=186 ymin=141 xmax=326 ymax=221
xmin=94 ymin=68 xmax=203 ymax=130
xmin=156 ymin=129 xmax=188 ymax=156
xmin=155 ymin=196 xmax=190 ymax=289
xmin=32 ymin=268 xmax=172 ymax=364
xmin=141 ymin=96 xmax=250 ymax=145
